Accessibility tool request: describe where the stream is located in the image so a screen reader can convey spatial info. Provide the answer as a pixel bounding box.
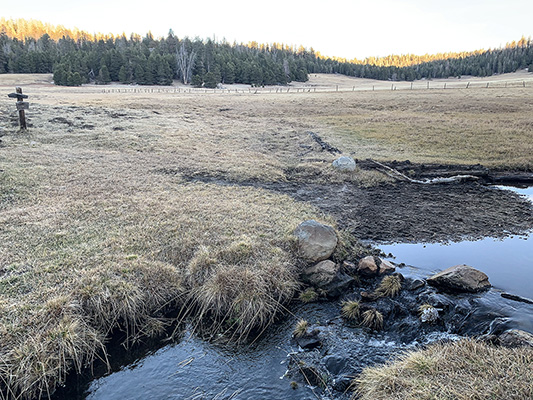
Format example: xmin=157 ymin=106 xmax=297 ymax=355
xmin=54 ymin=185 xmax=533 ymax=400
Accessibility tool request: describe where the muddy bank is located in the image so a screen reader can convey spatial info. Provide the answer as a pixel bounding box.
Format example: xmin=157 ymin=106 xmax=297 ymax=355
xmin=289 ymin=180 xmax=533 ymax=242
xmin=161 ymin=166 xmax=533 ymax=243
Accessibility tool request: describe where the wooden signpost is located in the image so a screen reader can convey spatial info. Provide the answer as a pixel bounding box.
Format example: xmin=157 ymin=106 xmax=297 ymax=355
xmin=8 ymin=87 xmax=29 ymax=130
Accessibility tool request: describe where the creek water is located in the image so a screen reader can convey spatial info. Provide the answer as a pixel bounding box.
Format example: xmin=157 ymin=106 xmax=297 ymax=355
xmin=380 ymin=186 xmax=533 ymax=299
xmin=55 ymin=185 xmax=533 ymax=400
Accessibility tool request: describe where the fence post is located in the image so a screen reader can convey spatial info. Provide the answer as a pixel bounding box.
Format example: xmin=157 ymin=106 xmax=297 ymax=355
xmin=427 ymin=81 xmax=430 ymax=89
xmin=410 ymin=82 xmax=413 ymax=90
xmin=336 ymin=85 xmax=338 ymax=92
xmin=466 ymin=82 xmax=470 ymax=88
xmin=486 ymin=82 xmax=489 ymax=88
xmin=524 ymin=81 xmax=526 ymax=87
xmin=444 ymin=83 xmax=446 ymax=89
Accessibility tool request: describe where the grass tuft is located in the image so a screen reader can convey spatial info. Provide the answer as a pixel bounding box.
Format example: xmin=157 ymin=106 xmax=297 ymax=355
xmin=361 ymin=309 xmax=384 ymax=331
xmin=375 ymin=275 xmax=402 ymax=297
xmin=293 ymin=319 xmax=310 ymax=338
xmin=299 ymin=288 xmax=319 ymax=303
xmin=341 ymin=300 xmax=361 ymax=321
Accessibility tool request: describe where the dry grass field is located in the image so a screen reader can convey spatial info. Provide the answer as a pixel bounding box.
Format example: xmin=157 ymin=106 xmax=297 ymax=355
xmin=1 ymin=73 xmax=532 ymax=399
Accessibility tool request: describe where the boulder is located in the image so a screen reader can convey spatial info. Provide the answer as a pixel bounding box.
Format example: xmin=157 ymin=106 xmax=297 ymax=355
xmin=332 ymin=156 xmax=356 ymax=172
xmin=294 ymin=220 xmax=337 ymax=263
xmin=427 ymin=264 xmax=491 ymax=293
xmin=302 ymin=260 xmax=339 ymax=287
xmin=302 ymin=260 xmax=353 ymax=297
xmin=357 ymin=256 xmax=379 ymax=275
xmin=498 ymin=329 xmax=533 ymax=348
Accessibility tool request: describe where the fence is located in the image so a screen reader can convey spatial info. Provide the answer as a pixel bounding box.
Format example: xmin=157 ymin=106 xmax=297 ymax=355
xmin=98 ymin=79 xmax=533 ymax=95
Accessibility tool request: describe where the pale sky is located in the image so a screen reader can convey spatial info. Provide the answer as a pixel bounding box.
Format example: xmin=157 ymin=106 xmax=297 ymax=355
xmin=2 ymin=0 xmax=532 ymax=59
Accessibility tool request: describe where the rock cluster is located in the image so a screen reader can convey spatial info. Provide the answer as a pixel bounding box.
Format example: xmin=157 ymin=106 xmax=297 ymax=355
xmin=294 ymin=220 xmax=353 ymax=298
xmin=357 ymin=256 xmax=396 ymax=276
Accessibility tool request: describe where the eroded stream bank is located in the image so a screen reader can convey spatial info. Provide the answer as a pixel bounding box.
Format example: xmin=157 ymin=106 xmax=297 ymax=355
xmin=52 ymin=180 xmax=533 ymax=400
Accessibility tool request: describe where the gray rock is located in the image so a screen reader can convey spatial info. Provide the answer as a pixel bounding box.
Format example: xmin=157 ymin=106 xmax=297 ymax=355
xmin=498 ymin=329 xmax=533 ymax=348
xmin=294 ymin=220 xmax=338 ymax=263
xmin=427 ymin=264 xmax=491 ymax=293
xmin=302 ymin=260 xmax=353 ymax=297
xmin=324 ymin=355 xmax=349 ymax=375
xmin=357 ymin=256 xmax=379 ymax=276
xmin=408 ymin=278 xmax=426 ymax=290
xmin=378 ymin=259 xmax=396 ymax=274
xmin=332 ymin=156 xmax=356 ymax=172
xmin=295 ymin=329 xmax=322 ymax=349
xmin=302 ymin=260 xmax=339 ymax=287
xmin=325 ymin=272 xmax=354 ymax=298
xmin=420 ymin=307 xmax=439 ymax=323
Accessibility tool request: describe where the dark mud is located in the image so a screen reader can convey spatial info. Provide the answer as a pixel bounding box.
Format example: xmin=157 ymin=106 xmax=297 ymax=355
xmin=159 ymin=166 xmax=533 ymax=243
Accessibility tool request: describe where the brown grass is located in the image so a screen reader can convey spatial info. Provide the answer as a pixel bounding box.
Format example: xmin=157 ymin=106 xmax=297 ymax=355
xmin=375 ymin=275 xmax=402 ymax=298
xmin=354 ymin=339 xmax=533 ymax=400
xmin=1 ymin=74 xmax=532 ymax=398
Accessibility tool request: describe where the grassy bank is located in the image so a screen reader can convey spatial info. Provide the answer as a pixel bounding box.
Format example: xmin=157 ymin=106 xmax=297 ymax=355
xmin=1 ymin=77 xmax=532 ymax=398
xmin=354 ymin=339 xmax=533 ymax=400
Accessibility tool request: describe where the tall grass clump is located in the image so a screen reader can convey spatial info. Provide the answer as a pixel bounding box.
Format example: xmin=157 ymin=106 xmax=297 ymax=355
xmin=354 ymin=339 xmax=533 ymax=400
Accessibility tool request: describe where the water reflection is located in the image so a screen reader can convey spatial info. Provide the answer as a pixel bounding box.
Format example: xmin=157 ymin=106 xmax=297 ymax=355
xmin=380 ymin=186 xmax=533 ymax=299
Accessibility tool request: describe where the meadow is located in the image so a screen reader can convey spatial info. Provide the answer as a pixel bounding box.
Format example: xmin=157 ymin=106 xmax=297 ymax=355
xmin=1 ymin=73 xmax=532 ymax=399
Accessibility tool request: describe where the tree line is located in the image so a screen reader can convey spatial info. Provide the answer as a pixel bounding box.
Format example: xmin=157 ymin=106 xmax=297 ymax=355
xmin=0 ymin=18 xmax=532 ymax=87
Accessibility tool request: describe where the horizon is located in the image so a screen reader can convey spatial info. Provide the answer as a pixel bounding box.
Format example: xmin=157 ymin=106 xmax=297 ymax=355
xmin=2 ymin=0 xmax=533 ymax=60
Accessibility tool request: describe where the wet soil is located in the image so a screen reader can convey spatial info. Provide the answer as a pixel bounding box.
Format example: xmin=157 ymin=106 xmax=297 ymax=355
xmin=161 ymin=165 xmax=533 ymax=243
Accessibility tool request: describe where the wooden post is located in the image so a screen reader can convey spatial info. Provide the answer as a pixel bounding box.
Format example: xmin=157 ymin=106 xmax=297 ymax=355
xmin=486 ymin=82 xmax=489 ymax=88
xmin=427 ymin=81 xmax=430 ymax=89
xmin=16 ymin=87 xmax=27 ymax=130
xmin=466 ymin=82 xmax=470 ymax=88
xmin=444 ymin=83 xmax=446 ymax=89
xmin=523 ymin=81 xmax=526 ymax=88
xmin=391 ymin=84 xmax=394 ymax=91
xmin=336 ymin=85 xmax=338 ymax=91
xmin=8 ymin=87 xmax=29 ymax=130
xmin=410 ymin=82 xmax=413 ymax=90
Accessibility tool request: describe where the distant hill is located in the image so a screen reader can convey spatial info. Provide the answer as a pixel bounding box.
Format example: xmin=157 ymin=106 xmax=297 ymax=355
xmin=1 ymin=18 xmax=532 ymax=87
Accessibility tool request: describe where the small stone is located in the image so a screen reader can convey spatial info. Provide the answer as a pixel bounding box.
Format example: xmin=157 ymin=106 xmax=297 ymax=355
xmin=378 ymin=259 xmax=396 ymax=274
xmin=332 ymin=156 xmax=356 ymax=172
xmin=342 ymin=260 xmax=356 ymax=274
xmin=357 ymin=256 xmax=379 ymax=276
xmin=420 ymin=307 xmax=439 ymax=323
xmin=294 ymin=220 xmax=338 ymax=263
xmin=498 ymin=329 xmax=533 ymax=348
xmin=408 ymin=278 xmax=426 ymax=290
xmin=360 ymin=291 xmax=378 ymax=301
xmin=295 ymin=330 xmax=322 ymax=349
xmin=427 ymin=264 xmax=491 ymax=293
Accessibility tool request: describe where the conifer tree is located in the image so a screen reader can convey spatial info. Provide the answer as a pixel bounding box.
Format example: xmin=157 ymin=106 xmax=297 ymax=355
xmin=97 ymin=64 xmax=111 ymax=84
xmin=203 ymin=71 xmax=217 ymax=88
xmin=191 ymin=74 xmax=203 ymax=88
